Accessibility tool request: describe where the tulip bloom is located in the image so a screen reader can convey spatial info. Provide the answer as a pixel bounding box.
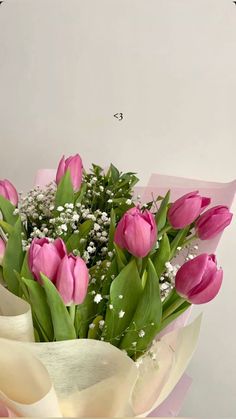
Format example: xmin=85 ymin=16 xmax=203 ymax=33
xmin=175 ymin=253 xmax=223 ymax=304
xmin=56 ymin=254 xmax=89 ymax=305
xmin=0 ymin=238 xmax=6 ymax=266
xmin=114 ymin=207 xmax=157 ymax=258
xmin=196 ymin=205 xmax=233 ymax=240
xmin=29 ymin=238 xmax=66 ymax=283
xmin=56 ymin=154 xmax=83 ymax=192
xmin=168 ymin=191 xmax=211 ymax=229
xmin=0 ymin=179 xmax=18 ymax=206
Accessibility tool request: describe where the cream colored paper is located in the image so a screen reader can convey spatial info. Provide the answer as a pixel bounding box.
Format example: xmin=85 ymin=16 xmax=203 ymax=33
xmin=0 ymin=284 xmax=201 ymax=417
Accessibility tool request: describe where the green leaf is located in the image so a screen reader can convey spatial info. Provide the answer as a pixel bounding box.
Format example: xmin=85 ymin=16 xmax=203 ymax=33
xmin=87 ymin=315 xmax=103 ymax=339
xmin=3 ymin=218 xmax=24 ymax=295
xmin=108 ymin=208 xmax=116 ymax=252
xmin=0 ymin=195 xmax=18 ymax=225
xmin=54 ymin=170 xmax=74 ymax=208
xmin=75 ymin=182 xmax=87 ymax=204
xmin=108 ymin=164 xmax=120 ymax=183
xmin=20 ymin=252 xmax=34 ymax=280
xmin=66 ymin=219 xmax=94 ymax=254
xmin=152 ymin=233 xmax=170 ymax=277
xmin=155 ymin=190 xmax=170 ymax=231
xmin=169 ymin=226 xmax=190 ymax=259
xmin=75 ymin=292 xmax=98 ymax=338
xmin=119 ymin=259 xmax=162 ymax=358
xmin=114 ymin=243 xmax=127 ymax=272
xmin=40 ymin=273 xmax=76 ymax=340
xmin=0 ymin=220 xmax=13 ymax=235
xmin=21 ymin=277 xmax=54 ymax=341
xmin=103 ymin=259 xmax=142 ymax=345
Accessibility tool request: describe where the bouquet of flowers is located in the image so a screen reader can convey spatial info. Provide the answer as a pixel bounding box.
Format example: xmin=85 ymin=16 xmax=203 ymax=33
xmin=0 ymin=154 xmax=234 ymax=417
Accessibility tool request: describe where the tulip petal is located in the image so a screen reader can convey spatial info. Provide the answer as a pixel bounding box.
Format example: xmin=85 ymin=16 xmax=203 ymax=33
xmin=4 ymin=179 xmax=19 ymax=206
xmin=56 ymin=255 xmax=75 ymax=305
xmin=201 ymin=196 xmax=211 ymax=210
xmin=55 ymin=155 xmax=65 ymax=185
xmin=189 ymin=268 xmax=223 ymax=304
xmin=114 ymin=216 xmax=127 ymax=249
xmin=169 ymin=196 xmax=202 ymax=228
xmin=66 ymin=154 xmax=83 ymax=192
xmin=33 ymin=244 xmax=61 ymax=283
xmin=124 ymin=213 xmax=153 ymax=258
xmin=73 ymin=257 xmax=89 ymax=304
xmin=196 ymin=206 xmax=233 ymax=240
xmin=175 ymin=254 xmax=209 ymax=297
xmin=54 ymin=238 xmax=67 ymax=259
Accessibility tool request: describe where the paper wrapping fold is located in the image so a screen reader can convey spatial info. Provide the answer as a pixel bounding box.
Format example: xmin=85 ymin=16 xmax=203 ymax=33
xmin=0 ymin=284 xmax=202 ymax=417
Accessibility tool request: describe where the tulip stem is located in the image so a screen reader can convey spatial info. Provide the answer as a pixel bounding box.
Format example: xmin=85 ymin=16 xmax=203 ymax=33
xmin=182 ymin=234 xmax=197 ymax=248
xmin=158 ymin=225 xmax=172 ymax=238
xmin=135 ymin=257 xmax=143 ymax=275
xmin=162 ymin=297 xmax=186 ymax=321
xmin=69 ymin=305 xmax=76 ymax=325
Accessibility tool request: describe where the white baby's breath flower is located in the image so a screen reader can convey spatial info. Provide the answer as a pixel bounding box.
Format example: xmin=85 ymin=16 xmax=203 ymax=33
xmin=94 ymin=294 xmax=103 ymax=304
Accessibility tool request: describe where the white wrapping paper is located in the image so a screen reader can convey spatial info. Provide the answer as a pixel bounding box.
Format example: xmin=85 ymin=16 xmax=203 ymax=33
xmin=0 ymin=284 xmax=201 ymax=417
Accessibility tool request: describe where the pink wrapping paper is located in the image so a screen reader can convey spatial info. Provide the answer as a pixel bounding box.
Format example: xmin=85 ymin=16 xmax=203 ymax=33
xmin=33 ymin=169 xmax=235 ymax=418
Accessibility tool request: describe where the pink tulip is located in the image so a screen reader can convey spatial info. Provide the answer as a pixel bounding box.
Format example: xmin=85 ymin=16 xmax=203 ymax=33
xmin=56 ymin=154 xmax=83 ymax=192
xmin=114 ymin=207 xmax=157 ymax=258
xmin=29 ymin=238 xmax=66 ymax=283
xmin=0 ymin=179 xmax=18 ymax=206
xmin=196 ymin=205 xmax=233 ymax=240
xmin=0 ymin=238 xmax=6 ymax=265
xmin=56 ymin=254 xmax=89 ymax=305
xmin=168 ymin=191 xmax=211 ymax=229
xmin=175 ymin=253 xmax=223 ymax=304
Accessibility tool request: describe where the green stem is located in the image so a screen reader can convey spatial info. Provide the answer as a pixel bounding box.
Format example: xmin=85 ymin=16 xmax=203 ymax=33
xmin=158 ymin=225 xmax=172 ymax=238
xmin=182 ymin=234 xmax=197 ymax=248
xmin=162 ymin=297 xmax=186 ymax=321
xmin=135 ymin=257 xmax=143 ymax=275
xmin=69 ymin=304 xmax=76 ymax=325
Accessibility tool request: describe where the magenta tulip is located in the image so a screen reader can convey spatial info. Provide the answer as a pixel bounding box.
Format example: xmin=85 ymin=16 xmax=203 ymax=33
xmin=29 ymin=238 xmax=67 ymax=283
xmin=175 ymin=253 xmax=223 ymax=304
xmin=56 ymin=154 xmax=83 ymax=192
xmin=168 ymin=191 xmax=211 ymax=229
xmin=0 ymin=238 xmax=6 ymax=266
xmin=196 ymin=205 xmax=233 ymax=240
xmin=56 ymin=254 xmax=89 ymax=305
xmin=114 ymin=207 xmax=157 ymax=258
xmin=0 ymin=179 xmax=18 ymax=206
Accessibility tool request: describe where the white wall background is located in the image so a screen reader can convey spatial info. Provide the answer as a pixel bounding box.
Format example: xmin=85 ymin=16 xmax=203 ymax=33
xmin=0 ymin=0 xmax=235 ymax=416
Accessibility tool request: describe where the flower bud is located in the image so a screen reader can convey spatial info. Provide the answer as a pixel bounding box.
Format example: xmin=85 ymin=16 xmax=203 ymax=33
xmin=56 ymin=254 xmax=89 ymax=305
xmin=0 ymin=238 xmax=6 ymax=266
xmin=114 ymin=207 xmax=157 ymax=258
xmin=175 ymin=253 xmax=223 ymax=304
xmin=0 ymin=179 xmax=18 ymax=206
xmin=56 ymin=154 xmax=83 ymax=192
xmin=168 ymin=191 xmax=211 ymax=229
xmin=29 ymin=238 xmax=66 ymax=283
xmin=196 ymin=205 xmax=233 ymax=240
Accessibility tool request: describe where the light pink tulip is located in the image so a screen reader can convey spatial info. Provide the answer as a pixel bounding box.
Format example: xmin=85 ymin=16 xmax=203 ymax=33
xmin=168 ymin=191 xmax=211 ymax=229
xmin=175 ymin=253 xmax=223 ymax=304
xmin=0 ymin=238 xmax=6 ymax=266
xmin=196 ymin=205 xmax=233 ymax=240
xmin=0 ymin=179 xmax=18 ymax=206
xmin=56 ymin=254 xmax=89 ymax=305
xmin=56 ymin=154 xmax=83 ymax=192
xmin=114 ymin=207 xmax=157 ymax=258
xmin=28 ymin=238 xmax=67 ymax=283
